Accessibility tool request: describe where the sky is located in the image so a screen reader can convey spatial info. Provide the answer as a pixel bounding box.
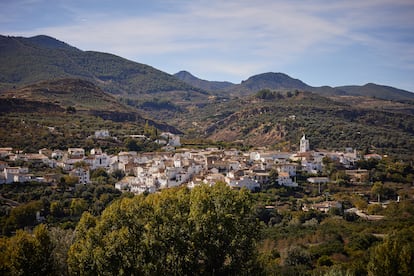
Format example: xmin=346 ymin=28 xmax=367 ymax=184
xmin=1 ymin=0 xmax=414 ymax=91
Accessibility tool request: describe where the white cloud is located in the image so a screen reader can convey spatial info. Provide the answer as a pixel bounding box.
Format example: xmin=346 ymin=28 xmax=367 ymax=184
xmin=3 ymin=0 xmax=414 ymax=89
xmin=20 ymin=1 xmax=348 ymax=56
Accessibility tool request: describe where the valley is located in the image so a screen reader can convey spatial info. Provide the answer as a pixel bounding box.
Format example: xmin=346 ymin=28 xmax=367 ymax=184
xmin=1 ymin=34 xmax=414 ymax=275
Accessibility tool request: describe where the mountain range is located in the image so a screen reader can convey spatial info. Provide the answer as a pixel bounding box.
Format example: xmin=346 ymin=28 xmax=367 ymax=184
xmin=1 ymin=35 xmax=414 ymax=103
xmin=174 ymin=70 xmax=414 ymax=102
xmin=1 ymin=34 xmax=414 ymax=158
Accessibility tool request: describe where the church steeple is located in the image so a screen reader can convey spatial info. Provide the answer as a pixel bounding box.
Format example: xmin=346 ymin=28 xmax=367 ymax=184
xmin=300 ymin=134 xmax=310 ymax=153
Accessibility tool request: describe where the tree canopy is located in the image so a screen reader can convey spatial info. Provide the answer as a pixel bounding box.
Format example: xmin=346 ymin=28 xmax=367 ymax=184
xmin=67 ymin=183 xmax=260 ymax=275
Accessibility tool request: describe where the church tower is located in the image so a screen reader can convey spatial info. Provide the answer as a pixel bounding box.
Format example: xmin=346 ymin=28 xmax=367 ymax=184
xmin=300 ymin=134 xmax=310 ymax=153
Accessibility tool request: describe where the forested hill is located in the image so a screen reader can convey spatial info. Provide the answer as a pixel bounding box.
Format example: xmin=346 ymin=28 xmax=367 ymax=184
xmin=179 ymin=90 xmax=414 ymax=159
xmin=226 ymin=72 xmax=311 ymax=97
xmin=0 ymin=35 xmax=206 ymax=100
xmin=0 ymin=78 xmax=125 ymax=112
xmin=0 ymin=78 xmax=182 ymax=134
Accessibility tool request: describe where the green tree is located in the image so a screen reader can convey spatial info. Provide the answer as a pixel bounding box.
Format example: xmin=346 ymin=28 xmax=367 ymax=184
xmin=0 ymin=224 xmax=55 ymax=276
xmin=3 ymin=200 xmax=42 ymax=234
xmin=111 ymin=169 xmax=125 ymax=181
xmin=285 ymin=246 xmax=312 ymax=266
xmin=69 ymin=198 xmax=87 ymax=217
xmin=68 ymin=184 xmax=260 ymax=275
xmin=367 ymin=228 xmax=414 ymax=276
xmin=49 ymin=227 xmax=74 ymax=276
xmin=124 ymin=138 xmax=143 ymax=152
xmin=322 ymin=156 xmax=337 ymax=177
xmin=261 ymin=169 xmax=278 ymax=190
xmin=371 ymin=181 xmax=384 ymax=203
xmin=90 ymin=167 xmax=109 ymax=183
xmin=61 ymin=175 xmax=78 ymax=187
xmin=188 ymin=182 xmax=260 ymax=274
xmin=50 ymin=201 xmax=64 ymax=218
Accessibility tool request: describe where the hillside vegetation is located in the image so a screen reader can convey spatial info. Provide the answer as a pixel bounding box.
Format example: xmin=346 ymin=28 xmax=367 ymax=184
xmin=0 ymin=35 xmax=206 ymax=102
xmin=173 ymin=90 xmax=414 ymax=159
xmin=1 ymin=35 xmax=414 ymax=159
xmin=0 ymin=78 xmax=182 ymax=152
xmin=1 ymin=79 xmax=125 ymax=111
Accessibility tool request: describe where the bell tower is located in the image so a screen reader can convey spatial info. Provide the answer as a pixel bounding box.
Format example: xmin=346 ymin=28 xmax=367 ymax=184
xmin=300 ymin=134 xmax=310 ymax=153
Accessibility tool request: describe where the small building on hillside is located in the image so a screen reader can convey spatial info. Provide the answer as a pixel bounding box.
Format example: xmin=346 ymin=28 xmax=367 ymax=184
xmin=68 ymin=148 xmax=85 ymax=158
xmin=302 ymin=201 xmax=342 ymax=213
xmin=70 ymin=167 xmax=90 ymax=184
xmin=277 ymin=172 xmax=298 ymax=187
xmin=95 ymin=130 xmax=110 ymax=139
xmin=307 ymin=177 xmax=330 ymax=184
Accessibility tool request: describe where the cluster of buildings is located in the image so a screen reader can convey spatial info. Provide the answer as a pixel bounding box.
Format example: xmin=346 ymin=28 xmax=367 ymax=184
xmin=0 ymin=134 xmax=370 ymax=195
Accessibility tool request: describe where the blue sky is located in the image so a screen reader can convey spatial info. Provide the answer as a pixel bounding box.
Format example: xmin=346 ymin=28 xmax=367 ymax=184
xmin=1 ymin=0 xmax=414 ymax=91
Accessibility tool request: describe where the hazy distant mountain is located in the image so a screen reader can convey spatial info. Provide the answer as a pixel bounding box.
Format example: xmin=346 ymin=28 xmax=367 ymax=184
xmin=335 ymin=83 xmax=414 ymax=102
xmin=225 ymin=72 xmax=414 ymax=101
xmin=0 ymin=35 xmax=206 ymax=101
xmin=174 ymin=70 xmax=234 ymax=92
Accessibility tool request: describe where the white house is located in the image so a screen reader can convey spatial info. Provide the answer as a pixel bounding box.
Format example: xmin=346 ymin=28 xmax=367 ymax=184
xmin=0 ymin=148 xmax=13 ymax=158
xmin=301 ymin=160 xmax=322 ymax=174
xmin=115 ymin=181 xmax=129 ymax=191
xmin=3 ymin=167 xmax=30 ymax=184
xmin=226 ymin=177 xmax=260 ymax=191
xmin=276 ymin=163 xmax=297 ymax=177
xmin=95 ymin=130 xmax=110 ymax=139
xmin=68 ymin=148 xmax=85 ymax=158
xmin=70 ymin=167 xmax=90 ymax=184
xmin=277 ymin=172 xmax=298 ymax=187
xmin=302 ymin=201 xmax=342 ymax=213
xmin=13 ymin=174 xmax=34 ymax=183
xmin=307 ymin=177 xmax=330 ymax=184
xmin=160 ymin=132 xmax=181 ymax=147
xmin=228 ymin=161 xmax=241 ymax=171
xmin=130 ymin=183 xmax=156 ymax=194
xmin=115 ymin=176 xmax=157 ymax=194
xmin=92 ymin=153 xmax=109 ymax=170
xmin=52 ymin=150 xmax=64 ymax=160
xmin=90 ymin=148 xmax=102 ymax=155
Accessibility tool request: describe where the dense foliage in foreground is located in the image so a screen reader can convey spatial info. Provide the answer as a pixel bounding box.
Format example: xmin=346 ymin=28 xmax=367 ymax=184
xmin=1 ymin=157 xmax=414 ymax=275
xmin=1 ymin=184 xmax=260 ymax=275
xmin=1 ymin=182 xmax=414 ymax=275
xmin=68 ymin=183 xmax=260 ymax=275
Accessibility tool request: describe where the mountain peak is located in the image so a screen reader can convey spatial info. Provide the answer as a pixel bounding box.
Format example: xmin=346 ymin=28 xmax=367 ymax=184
xmin=174 ymin=70 xmax=234 ymax=92
xmin=174 ymin=70 xmax=199 ymax=81
xmin=240 ymin=72 xmax=311 ymax=91
xmin=27 ymin=35 xmax=77 ymax=50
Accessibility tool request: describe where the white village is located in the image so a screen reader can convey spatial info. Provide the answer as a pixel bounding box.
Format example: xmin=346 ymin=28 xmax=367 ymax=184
xmin=1 ymin=131 xmax=373 ymax=199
